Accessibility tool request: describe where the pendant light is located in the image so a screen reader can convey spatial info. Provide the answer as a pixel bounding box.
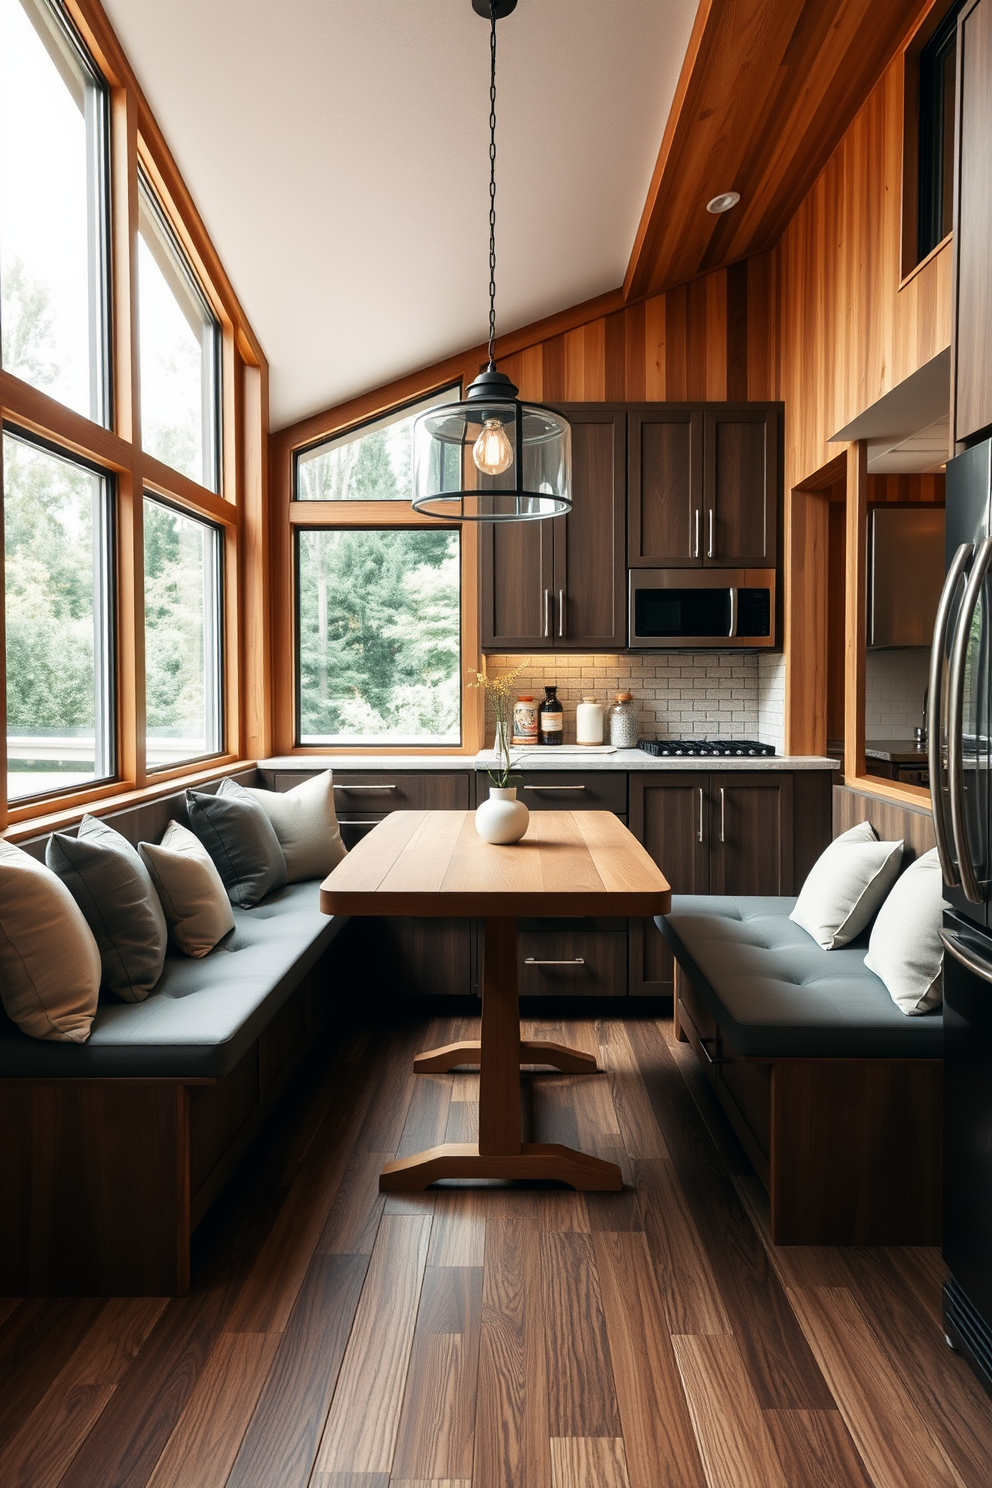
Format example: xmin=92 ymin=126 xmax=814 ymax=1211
xmin=411 ymin=0 xmax=572 ymax=522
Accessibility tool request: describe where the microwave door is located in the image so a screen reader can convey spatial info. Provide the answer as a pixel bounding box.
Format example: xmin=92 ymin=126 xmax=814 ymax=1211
xmin=947 ymin=537 xmax=992 ymax=926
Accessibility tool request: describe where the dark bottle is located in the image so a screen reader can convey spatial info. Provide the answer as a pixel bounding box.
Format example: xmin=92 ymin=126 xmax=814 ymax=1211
xmin=538 ymin=685 xmax=564 ymax=746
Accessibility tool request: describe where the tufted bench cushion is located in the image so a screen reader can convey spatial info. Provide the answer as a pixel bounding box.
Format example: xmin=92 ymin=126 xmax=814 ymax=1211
xmin=0 ymin=880 xmax=346 ymax=1079
xmin=657 ymin=894 xmax=942 ymax=1059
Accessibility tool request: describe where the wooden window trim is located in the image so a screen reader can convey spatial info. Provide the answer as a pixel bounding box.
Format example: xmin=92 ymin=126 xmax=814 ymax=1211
xmin=0 ymin=0 xmax=270 ymax=829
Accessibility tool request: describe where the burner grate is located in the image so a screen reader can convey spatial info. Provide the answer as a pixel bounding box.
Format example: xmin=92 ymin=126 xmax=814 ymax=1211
xmin=637 ymin=738 xmax=776 ymax=758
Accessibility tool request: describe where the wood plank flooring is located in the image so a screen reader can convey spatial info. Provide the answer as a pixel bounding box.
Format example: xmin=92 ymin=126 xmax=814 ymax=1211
xmin=3 ymin=1013 xmax=992 ymax=1488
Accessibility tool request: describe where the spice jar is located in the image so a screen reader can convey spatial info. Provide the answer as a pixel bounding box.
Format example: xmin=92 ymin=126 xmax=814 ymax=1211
xmin=512 ymin=695 xmax=538 ymax=746
xmin=607 ymin=691 xmax=637 ymax=748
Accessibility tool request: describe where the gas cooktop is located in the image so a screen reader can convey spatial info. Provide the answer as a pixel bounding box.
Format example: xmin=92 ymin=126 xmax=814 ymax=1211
xmin=637 ymin=738 xmax=776 ymax=757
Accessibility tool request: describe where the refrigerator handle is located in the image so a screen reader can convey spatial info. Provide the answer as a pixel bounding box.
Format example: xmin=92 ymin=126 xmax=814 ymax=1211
xmin=940 ymin=927 xmax=992 ymax=986
xmin=929 ymin=542 xmax=974 ymax=886
xmin=947 ymin=535 xmax=992 ymax=903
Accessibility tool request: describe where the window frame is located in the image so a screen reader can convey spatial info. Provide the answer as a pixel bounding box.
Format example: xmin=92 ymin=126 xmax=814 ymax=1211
xmin=142 ymin=492 xmax=225 ymax=774
xmin=901 ymin=0 xmax=966 ymax=280
xmin=2 ymin=420 xmax=116 ymax=803
xmin=274 ymin=382 xmax=483 ymax=758
xmin=0 ymin=0 xmax=269 ymax=835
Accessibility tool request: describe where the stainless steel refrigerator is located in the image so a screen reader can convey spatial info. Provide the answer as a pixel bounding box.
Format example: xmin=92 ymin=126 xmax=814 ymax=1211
xmin=930 ymin=435 xmax=992 ymax=1393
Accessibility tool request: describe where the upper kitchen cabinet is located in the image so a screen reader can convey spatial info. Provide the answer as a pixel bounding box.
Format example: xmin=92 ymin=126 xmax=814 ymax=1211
xmin=953 ymin=0 xmax=992 ymax=445
xmin=480 ymin=405 xmax=625 ymax=650
xmin=628 ymin=404 xmax=779 ymax=568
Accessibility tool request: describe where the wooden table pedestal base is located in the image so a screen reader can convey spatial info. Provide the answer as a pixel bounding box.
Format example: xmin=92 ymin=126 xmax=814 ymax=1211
xmin=380 ymin=916 xmax=623 ymax=1193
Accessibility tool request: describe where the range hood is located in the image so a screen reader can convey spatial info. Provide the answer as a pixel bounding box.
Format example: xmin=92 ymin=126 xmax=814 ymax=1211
xmin=869 ymin=506 xmax=945 ymax=647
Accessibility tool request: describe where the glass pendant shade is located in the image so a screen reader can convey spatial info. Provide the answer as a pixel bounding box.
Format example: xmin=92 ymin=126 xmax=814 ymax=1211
xmin=411 ymin=369 xmax=571 ymax=521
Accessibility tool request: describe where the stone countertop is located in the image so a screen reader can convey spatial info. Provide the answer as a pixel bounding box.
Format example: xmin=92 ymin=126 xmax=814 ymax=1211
xmin=259 ymin=750 xmax=839 ymax=774
xmin=864 ymin=739 xmax=928 ymax=764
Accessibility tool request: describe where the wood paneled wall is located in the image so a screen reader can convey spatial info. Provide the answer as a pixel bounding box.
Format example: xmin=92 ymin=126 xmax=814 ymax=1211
xmin=273 ymin=1 xmax=951 ymax=777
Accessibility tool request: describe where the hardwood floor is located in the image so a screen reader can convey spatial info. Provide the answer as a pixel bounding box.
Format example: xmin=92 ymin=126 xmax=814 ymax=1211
xmin=3 ymin=1013 xmax=991 ymax=1488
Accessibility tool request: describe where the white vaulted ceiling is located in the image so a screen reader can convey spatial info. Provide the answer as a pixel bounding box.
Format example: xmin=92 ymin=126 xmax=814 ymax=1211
xmin=101 ymin=0 xmax=696 ymax=429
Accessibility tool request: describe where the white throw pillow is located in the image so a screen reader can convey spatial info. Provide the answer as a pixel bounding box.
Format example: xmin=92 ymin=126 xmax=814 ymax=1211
xmin=140 ymin=821 xmax=236 ymax=958
xmin=244 ymin=771 xmax=346 ymax=882
xmin=865 ymin=847 xmax=944 ymax=1015
xmin=0 ymin=842 xmax=101 ymax=1041
xmin=790 ymin=820 xmax=904 ymax=949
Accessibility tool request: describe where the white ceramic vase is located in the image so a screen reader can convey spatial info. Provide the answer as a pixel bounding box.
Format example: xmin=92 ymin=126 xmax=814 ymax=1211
xmin=475 ymin=786 xmax=530 ymax=845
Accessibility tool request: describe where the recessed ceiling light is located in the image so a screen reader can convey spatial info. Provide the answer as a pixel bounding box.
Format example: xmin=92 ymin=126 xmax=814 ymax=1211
xmin=706 ymin=191 xmax=740 ymax=214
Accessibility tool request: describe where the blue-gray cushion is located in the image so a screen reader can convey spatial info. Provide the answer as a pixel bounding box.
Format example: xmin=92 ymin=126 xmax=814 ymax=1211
xmin=0 ymin=881 xmax=345 ymax=1078
xmin=46 ymin=814 xmax=168 ymax=1003
xmin=186 ymin=778 xmax=287 ymax=908
xmin=658 ymin=894 xmax=942 ymax=1059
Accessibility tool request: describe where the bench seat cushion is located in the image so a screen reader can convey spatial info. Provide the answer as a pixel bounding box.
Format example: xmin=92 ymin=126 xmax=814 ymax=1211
xmin=658 ymin=895 xmax=942 ymax=1059
xmin=0 ymin=881 xmax=345 ymax=1079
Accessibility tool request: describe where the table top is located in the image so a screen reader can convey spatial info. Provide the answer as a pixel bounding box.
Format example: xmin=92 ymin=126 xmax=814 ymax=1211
xmin=319 ymin=810 xmax=672 ymax=918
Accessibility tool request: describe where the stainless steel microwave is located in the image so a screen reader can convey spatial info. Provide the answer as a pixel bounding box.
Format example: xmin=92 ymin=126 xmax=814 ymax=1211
xmin=628 ymin=569 xmax=777 ymax=648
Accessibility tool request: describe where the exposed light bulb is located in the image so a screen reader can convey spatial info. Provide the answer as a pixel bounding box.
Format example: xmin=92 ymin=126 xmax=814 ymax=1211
xmin=473 ymin=417 xmax=514 ymax=475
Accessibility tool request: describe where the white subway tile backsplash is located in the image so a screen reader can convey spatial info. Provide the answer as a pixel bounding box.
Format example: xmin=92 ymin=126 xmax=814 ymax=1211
xmin=484 ymin=652 xmax=788 ymax=745
xmin=865 ymin=649 xmax=930 ymax=739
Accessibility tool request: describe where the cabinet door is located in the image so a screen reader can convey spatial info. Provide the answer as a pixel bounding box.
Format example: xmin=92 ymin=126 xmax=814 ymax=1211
xmin=708 ymin=772 xmax=794 ymax=895
xmin=480 ymin=509 xmax=554 ymax=649
xmin=702 ymin=408 xmax=777 ymax=566
xmin=554 ymin=407 xmax=626 ymax=647
xmin=628 ymin=774 xmax=709 ymax=996
xmin=954 ymin=0 xmax=992 ymax=443
xmin=628 ymin=409 xmax=703 ymax=567
xmin=517 ymin=919 xmax=628 ymax=997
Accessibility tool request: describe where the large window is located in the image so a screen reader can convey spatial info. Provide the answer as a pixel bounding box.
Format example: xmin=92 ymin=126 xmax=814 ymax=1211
xmin=296 ymin=386 xmax=457 ymax=502
xmin=3 ymin=429 xmax=113 ymax=800
xmin=144 ymin=498 xmax=223 ymax=769
xmin=138 ymin=177 xmax=221 ymax=491
xmin=0 ymin=0 xmax=109 ymax=423
xmin=297 ymin=528 xmax=461 ymax=746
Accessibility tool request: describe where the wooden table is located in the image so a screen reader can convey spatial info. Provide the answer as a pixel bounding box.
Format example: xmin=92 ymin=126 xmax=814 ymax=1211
xmin=319 ymin=809 xmax=671 ymax=1191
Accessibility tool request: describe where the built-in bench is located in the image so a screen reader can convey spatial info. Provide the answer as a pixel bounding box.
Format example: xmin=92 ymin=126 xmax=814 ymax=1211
xmin=658 ymin=788 xmax=942 ymax=1245
xmin=0 ymin=770 xmax=350 ymax=1297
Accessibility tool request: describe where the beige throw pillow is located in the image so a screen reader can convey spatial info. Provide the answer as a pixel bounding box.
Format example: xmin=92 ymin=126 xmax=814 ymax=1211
xmin=0 ymin=841 xmax=101 ymax=1042
xmin=244 ymin=771 xmax=346 ymax=882
xmin=789 ymin=820 xmax=904 ymax=949
xmin=865 ymin=847 xmax=944 ymax=1015
xmin=140 ymin=821 xmax=236 ymax=958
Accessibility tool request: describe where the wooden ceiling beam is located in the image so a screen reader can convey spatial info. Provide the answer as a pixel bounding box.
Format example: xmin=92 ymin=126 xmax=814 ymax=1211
xmin=625 ymin=0 xmax=934 ymax=301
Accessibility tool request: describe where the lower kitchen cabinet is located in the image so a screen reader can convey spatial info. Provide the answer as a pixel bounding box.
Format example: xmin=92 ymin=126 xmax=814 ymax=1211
xmin=629 ymin=771 xmax=800 ymax=997
xmin=517 ymin=918 xmax=627 ymax=997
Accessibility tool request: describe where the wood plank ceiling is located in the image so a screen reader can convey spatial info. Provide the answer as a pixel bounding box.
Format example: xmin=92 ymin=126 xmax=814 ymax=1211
xmin=625 ymin=0 xmax=934 ymax=300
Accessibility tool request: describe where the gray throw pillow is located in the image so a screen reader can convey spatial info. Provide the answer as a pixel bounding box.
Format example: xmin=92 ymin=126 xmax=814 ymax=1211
xmin=186 ymin=778 xmax=287 ymax=908
xmin=243 ymin=770 xmax=346 ymax=882
xmin=46 ymin=814 xmax=168 ymax=1003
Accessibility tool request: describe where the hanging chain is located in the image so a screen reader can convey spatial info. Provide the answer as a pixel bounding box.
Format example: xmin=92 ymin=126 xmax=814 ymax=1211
xmin=487 ymin=0 xmax=498 ymax=369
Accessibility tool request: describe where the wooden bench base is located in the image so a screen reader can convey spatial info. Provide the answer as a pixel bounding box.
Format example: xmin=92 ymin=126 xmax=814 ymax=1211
xmin=675 ymin=966 xmax=942 ymax=1245
xmin=0 ymin=950 xmax=341 ymax=1297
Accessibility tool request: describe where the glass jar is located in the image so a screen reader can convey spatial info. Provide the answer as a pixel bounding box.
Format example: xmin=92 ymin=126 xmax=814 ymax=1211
xmin=607 ymin=691 xmax=637 ymax=748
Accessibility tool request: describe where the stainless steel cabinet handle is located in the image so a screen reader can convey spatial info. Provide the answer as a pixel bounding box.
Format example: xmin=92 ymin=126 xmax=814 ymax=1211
xmin=694 ymin=508 xmax=701 ymax=558
xmin=707 ymin=508 xmax=716 ymax=559
xmin=558 ymin=588 xmax=565 ymax=638
xmin=334 ymin=784 xmax=397 ymax=792
xmin=720 ymin=787 xmax=726 ymax=843
xmin=523 ymin=784 xmax=587 ymax=791
xmin=940 ymin=928 xmax=992 ymax=986
xmin=697 ymin=786 xmax=704 ymax=843
xmin=947 ymin=534 xmax=992 ymax=903
xmin=524 ymin=957 xmax=585 ymax=966
xmin=929 ymin=542 xmax=973 ymax=886
xmin=337 ymin=818 xmax=380 ymax=827
xmin=698 ymin=1036 xmax=729 ymax=1066
xmin=728 ymin=587 xmax=738 ymax=639
xmin=543 ymin=588 xmax=551 ymax=638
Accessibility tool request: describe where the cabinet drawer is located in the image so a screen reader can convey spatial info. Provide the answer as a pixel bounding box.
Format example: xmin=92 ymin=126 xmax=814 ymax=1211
xmin=270 ymin=771 xmax=470 ymax=812
xmin=516 ymin=771 xmax=627 ymax=814
xmin=517 ymin=920 xmax=627 ymax=997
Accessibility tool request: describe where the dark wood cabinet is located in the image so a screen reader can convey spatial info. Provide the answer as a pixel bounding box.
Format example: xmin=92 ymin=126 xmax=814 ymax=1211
xmin=953 ymin=0 xmax=992 ymax=444
xmin=517 ymin=919 xmax=627 ymax=997
xmin=628 ymin=404 xmax=778 ymax=569
xmin=629 ymin=771 xmax=795 ymax=995
xmin=480 ymin=406 xmax=625 ymax=650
